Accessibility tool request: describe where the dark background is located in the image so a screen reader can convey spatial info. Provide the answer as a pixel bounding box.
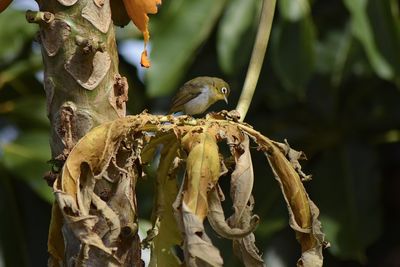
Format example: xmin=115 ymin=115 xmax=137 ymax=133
xmin=1 ymin=0 xmax=400 ymax=266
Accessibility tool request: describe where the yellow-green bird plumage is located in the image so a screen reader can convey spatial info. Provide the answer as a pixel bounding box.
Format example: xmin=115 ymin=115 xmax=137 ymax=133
xmin=170 ymin=76 xmax=230 ymax=115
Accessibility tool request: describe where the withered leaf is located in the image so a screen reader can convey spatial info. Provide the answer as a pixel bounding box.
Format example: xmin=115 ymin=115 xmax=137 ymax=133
xmin=148 ymin=140 xmax=182 ymax=267
xmin=273 ymin=139 xmax=312 ymax=181
xmin=48 ymin=204 xmax=65 ymax=263
xmin=122 ymin=0 xmax=160 ymax=41
xmin=229 ymin=134 xmax=254 ymax=226
xmin=141 ymin=49 xmax=151 ymax=68
xmin=235 ymin=123 xmax=327 ymax=266
xmin=207 ymin=186 xmax=259 ymax=239
xmin=265 ymin=143 xmax=327 ymax=267
xmin=181 ymin=203 xmax=223 ymax=267
xmin=46 ymin=113 xmax=326 ymax=266
xmin=49 ymin=116 xmax=151 ymax=264
xmin=182 ymin=130 xmax=220 ymax=220
xmin=233 ymin=233 xmax=264 ymax=267
xmin=54 ymin=191 xmax=118 ymax=260
xmin=230 ymin=196 xmax=264 ymax=267
xmin=121 ymin=0 xmax=161 ymax=67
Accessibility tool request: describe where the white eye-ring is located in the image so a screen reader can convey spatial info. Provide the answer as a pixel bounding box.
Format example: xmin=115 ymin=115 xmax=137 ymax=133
xmin=221 ymin=87 xmax=228 ymax=94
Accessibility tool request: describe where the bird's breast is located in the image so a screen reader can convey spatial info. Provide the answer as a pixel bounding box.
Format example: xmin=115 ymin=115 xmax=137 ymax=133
xmin=183 ymin=91 xmax=210 ymax=115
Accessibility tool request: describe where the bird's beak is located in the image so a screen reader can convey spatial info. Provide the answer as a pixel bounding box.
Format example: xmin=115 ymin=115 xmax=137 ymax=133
xmin=224 ymin=95 xmax=228 ymax=104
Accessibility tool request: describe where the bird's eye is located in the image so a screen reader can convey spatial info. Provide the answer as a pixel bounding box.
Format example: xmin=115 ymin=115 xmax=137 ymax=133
xmin=221 ymin=87 xmax=228 ymax=94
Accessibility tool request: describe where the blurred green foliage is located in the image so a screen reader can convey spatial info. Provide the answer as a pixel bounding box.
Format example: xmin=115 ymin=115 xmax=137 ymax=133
xmin=1 ymin=0 xmax=400 ymax=266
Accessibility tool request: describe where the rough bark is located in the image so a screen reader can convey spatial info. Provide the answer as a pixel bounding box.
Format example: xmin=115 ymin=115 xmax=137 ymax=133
xmin=30 ymin=0 xmax=138 ymax=266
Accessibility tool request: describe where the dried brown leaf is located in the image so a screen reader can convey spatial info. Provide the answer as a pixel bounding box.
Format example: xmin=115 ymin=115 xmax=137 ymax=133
xmin=49 ymin=116 xmax=153 ymax=263
xmin=148 ymin=140 xmax=182 ymax=267
xmin=122 ymin=0 xmax=161 ymax=67
xmin=273 ymin=139 xmax=312 ymax=181
xmin=181 ymin=203 xmax=223 ymax=267
xmin=229 ymin=195 xmax=264 ymax=267
xmin=54 ymin=191 xmax=118 ymax=260
xmin=91 ymin=194 xmax=121 ymax=245
xmin=233 ymin=233 xmax=264 ymax=267
xmin=122 ymin=0 xmax=160 ymax=41
xmin=234 ymin=123 xmax=327 ymax=266
xmin=296 ymin=201 xmax=328 ymax=267
xmin=265 ymin=144 xmax=327 ymax=267
xmin=229 ymin=134 xmax=254 ymax=225
xmin=207 ymin=186 xmax=259 ymax=239
xmin=141 ymin=49 xmax=151 ymax=68
xmin=48 ymin=204 xmax=65 ymax=264
xmin=60 ymin=118 xmax=139 ymax=200
xmin=46 ymin=113 xmax=326 ymax=266
xmin=182 ymin=130 xmax=220 ymax=220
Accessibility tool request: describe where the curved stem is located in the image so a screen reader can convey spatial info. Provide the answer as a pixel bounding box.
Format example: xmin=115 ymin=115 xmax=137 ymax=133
xmin=235 ymin=0 xmax=276 ymax=122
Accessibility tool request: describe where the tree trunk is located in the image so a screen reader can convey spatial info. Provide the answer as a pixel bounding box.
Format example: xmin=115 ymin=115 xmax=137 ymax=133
xmin=30 ymin=0 xmax=139 ymax=266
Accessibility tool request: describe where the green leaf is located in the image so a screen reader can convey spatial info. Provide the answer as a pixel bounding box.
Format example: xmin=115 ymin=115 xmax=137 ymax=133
xmin=366 ymin=0 xmax=400 ymax=84
xmin=271 ymin=16 xmax=316 ymax=95
xmin=0 ymin=8 xmax=36 ymax=63
xmin=217 ymin=0 xmax=260 ymax=75
xmin=343 ymin=0 xmax=394 ymax=80
xmin=311 ymin=143 xmax=382 ymax=261
xmin=1 ymin=131 xmax=53 ymax=203
xmin=146 ymin=0 xmax=227 ymax=97
xmin=278 ymin=0 xmax=310 ymax=21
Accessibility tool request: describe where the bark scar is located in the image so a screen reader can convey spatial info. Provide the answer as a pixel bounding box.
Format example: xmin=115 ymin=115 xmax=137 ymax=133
xmin=114 ymin=74 xmax=129 ymax=109
xmin=56 ymin=102 xmax=77 ymax=160
xmin=109 ymin=74 xmax=128 ymax=117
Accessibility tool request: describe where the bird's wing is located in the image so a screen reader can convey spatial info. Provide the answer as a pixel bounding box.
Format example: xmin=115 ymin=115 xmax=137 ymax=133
xmin=169 ymin=84 xmax=203 ymax=113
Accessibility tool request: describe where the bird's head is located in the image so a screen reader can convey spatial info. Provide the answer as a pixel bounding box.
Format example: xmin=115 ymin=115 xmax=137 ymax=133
xmin=209 ymin=77 xmax=230 ymax=104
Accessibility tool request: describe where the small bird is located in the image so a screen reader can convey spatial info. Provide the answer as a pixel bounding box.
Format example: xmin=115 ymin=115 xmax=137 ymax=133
xmin=169 ymin=76 xmax=230 ymax=115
